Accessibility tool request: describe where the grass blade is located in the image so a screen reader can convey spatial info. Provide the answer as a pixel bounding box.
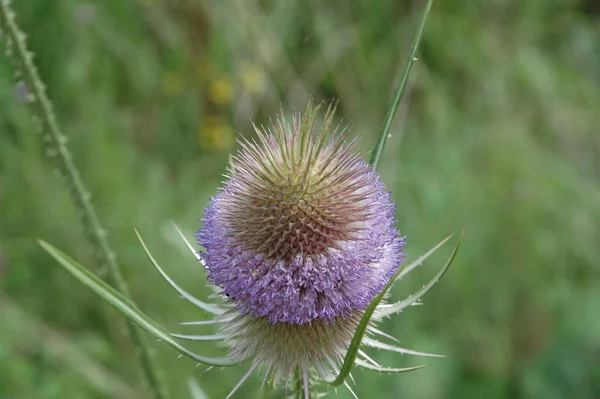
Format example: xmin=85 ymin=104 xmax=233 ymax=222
xmin=0 ymin=293 xmax=135 ymax=399
xmin=38 ymin=240 xmax=247 ymax=367
xmin=369 ymin=0 xmax=434 ymax=170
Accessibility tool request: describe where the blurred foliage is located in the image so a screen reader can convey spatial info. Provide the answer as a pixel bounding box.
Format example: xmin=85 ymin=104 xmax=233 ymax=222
xmin=1 ymin=0 xmax=600 ymax=398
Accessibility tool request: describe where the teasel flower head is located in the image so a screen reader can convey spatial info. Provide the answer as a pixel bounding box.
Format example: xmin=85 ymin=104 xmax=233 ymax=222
xmin=163 ymin=102 xmax=459 ymax=398
xmin=199 ymin=102 xmax=405 ymax=325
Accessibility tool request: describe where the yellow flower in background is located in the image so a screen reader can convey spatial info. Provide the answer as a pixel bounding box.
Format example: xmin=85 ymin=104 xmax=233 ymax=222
xmin=199 ymin=115 xmax=234 ymax=150
xmin=162 ymin=71 xmax=183 ymax=95
xmin=240 ymin=63 xmax=266 ymax=95
xmin=209 ymin=79 xmax=233 ymax=105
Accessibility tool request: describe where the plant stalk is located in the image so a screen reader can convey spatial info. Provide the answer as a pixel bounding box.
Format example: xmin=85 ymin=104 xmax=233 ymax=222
xmin=369 ymin=0 xmax=434 ymax=171
xmin=0 ymin=2 xmax=169 ymax=398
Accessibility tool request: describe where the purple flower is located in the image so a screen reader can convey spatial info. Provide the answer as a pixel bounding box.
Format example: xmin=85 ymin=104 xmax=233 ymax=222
xmin=197 ymin=103 xmax=405 ymax=325
xmin=155 ymin=102 xmax=454 ymax=398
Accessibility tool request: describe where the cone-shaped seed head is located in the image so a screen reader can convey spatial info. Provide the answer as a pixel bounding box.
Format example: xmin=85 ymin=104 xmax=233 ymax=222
xmin=198 ymin=103 xmax=405 ymax=325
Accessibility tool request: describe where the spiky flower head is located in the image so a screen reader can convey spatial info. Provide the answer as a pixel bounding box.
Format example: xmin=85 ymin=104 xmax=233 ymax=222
xmin=198 ymin=103 xmax=405 ymax=326
xmin=192 ymin=102 xmax=415 ymax=395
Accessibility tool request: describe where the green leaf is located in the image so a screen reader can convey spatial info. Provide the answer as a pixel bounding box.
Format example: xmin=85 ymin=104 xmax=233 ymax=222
xmin=369 ymin=0 xmax=434 ymax=170
xmin=326 ymin=228 xmax=464 ymax=387
xmin=38 ymin=240 xmax=247 ymax=367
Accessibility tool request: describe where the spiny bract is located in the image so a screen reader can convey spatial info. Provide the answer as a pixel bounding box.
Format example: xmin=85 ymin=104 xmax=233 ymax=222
xmin=187 ymin=103 xmax=428 ymax=397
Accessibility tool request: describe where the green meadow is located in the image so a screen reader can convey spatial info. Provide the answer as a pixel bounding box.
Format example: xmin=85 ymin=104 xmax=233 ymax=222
xmin=1 ymin=1 xmax=599 ymax=398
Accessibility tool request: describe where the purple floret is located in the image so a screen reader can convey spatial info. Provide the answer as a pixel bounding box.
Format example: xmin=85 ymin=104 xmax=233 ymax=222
xmin=198 ymin=172 xmax=405 ymax=325
xmin=196 ymin=104 xmax=406 ymax=325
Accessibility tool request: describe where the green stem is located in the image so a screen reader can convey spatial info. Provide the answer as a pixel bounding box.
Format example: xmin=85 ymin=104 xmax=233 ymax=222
xmin=0 ymin=2 xmax=168 ymax=398
xmin=369 ymin=0 xmax=434 ymax=171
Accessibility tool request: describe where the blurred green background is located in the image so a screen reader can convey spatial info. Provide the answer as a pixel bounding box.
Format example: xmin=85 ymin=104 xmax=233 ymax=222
xmin=1 ymin=0 xmax=600 ymax=398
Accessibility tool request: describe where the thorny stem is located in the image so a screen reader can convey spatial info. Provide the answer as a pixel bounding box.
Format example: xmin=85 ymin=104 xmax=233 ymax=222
xmin=0 ymin=2 xmax=169 ymax=399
